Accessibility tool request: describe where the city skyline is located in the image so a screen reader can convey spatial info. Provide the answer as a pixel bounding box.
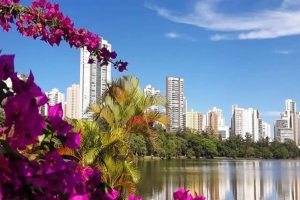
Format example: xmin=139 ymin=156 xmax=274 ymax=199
xmin=42 ymin=80 xmax=300 ymax=141
xmin=1 ymin=0 xmax=299 ymax=139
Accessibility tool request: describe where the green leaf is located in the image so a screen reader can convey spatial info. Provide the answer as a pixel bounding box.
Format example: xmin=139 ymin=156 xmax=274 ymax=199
xmin=38 ymin=134 xmax=45 ymax=142
xmin=0 ymin=139 xmax=13 ymax=154
xmin=30 ymin=185 xmax=44 ymax=195
xmin=57 ymin=135 xmax=66 ymax=147
xmin=55 ymin=190 xmax=68 ymax=200
xmin=85 ymin=148 xmax=98 ymax=165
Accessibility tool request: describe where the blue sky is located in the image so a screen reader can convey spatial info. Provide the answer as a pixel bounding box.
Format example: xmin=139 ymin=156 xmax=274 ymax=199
xmin=1 ymin=0 xmax=300 ymax=137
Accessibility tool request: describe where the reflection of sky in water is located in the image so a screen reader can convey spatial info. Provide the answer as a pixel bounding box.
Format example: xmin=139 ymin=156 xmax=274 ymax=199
xmin=136 ymin=159 xmax=300 ymax=200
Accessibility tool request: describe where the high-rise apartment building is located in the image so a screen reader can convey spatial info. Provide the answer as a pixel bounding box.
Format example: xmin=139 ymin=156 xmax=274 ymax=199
xmin=258 ymin=119 xmax=271 ymax=139
xmin=209 ymin=107 xmax=229 ymax=140
xmin=274 ymin=99 xmax=299 ymax=144
xmin=79 ymin=37 xmax=112 ymax=120
xmin=202 ymin=115 xmax=207 ymax=131
xmin=207 ymin=111 xmax=219 ymax=136
xmin=211 ymin=107 xmax=225 ymax=127
xmin=184 ymin=109 xmax=203 ymax=132
xmin=40 ymin=88 xmax=65 ymax=116
xmin=166 ymin=77 xmax=184 ymax=132
xmin=274 ymin=119 xmax=293 ymax=142
xmin=144 ymin=84 xmax=160 ymax=112
xmin=231 ymin=105 xmax=261 ymax=141
xmin=183 ymin=97 xmax=188 ymax=113
xmin=66 ymin=84 xmax=80 ymax=119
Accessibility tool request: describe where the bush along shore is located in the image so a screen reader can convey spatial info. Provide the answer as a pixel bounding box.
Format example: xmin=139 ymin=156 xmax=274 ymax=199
xmin=130 ymin=126 xmax=299 ymax=160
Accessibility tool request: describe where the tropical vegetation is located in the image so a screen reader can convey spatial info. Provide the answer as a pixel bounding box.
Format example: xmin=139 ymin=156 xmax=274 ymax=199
xmin=128 ymin=127 xmax=300 ymax=160
xmin=70 ymin=76 xmax=169 ymax=198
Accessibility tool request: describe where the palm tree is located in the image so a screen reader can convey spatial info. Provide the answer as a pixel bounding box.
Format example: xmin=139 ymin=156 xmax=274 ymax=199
xmin=80 ymin=76 xmax=168 ymax=197
xmin=88 ymin=76 xmax=168 ymax=144
xmin=57 ymin=119 xmax=140 ymax=197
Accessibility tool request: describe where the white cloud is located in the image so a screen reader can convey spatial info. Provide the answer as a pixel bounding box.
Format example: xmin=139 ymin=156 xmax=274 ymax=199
xmin=274 ymin=49 xmax=292 ymax=54
xmin=165 ymin=32 xmax=180 ymax=38
xmin=145 ymin=0 xmax=300 ymax=40
xmin=164 ymin=32 xmax=197 ymax=42
xmin=210 ymin=34 xmax=232 ymax=41
xmin=260 ymin=111 xmax=282 ymax=116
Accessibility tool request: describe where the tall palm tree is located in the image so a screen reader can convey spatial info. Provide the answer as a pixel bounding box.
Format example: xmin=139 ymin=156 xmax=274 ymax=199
xmin=58 ymin=76 xmax=168 ymax=198
xmin=88 ymin=76 xmax=168 ymax=144
xmin=57 ymin=119 xmax=140 ymax=196
xmin=82 ymin=76 xmax=168 ymax=197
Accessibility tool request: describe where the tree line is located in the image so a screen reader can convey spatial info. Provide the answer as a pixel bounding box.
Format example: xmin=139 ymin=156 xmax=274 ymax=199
xmin=130 ymin=126 xmax=300 ymax=159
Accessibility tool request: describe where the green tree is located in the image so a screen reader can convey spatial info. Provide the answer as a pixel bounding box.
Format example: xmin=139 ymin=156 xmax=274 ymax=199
xmin=283 ymin=139 xmax=299 ymax=158
xmin=273 ymin=146 xmax=289 ymax=159
xmin=261 ymin=147 xmax=273 ymax=159
xmin=201 ymin=138 xmax=218 ymax=159
xmin=187 ymin=134 xmax=203 ymax=158
xmin=246 ymin=147 xmax=255 ymax=158
xmin=130 ymin=134 xmax=147 ymax=157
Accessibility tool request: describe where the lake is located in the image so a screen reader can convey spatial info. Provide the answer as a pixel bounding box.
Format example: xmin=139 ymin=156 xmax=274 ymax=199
xmin=136 ymin=159 xmax=300 ymax=200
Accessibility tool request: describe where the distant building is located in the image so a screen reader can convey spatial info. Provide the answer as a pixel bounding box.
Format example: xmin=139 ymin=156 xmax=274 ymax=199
xmin=207 ymin=111 xmax=219 ymax=136
xmin=79 ymin=37 xmax=112 ymax=120
xmin=258 ymin=119 xmax=271 ymax=139
xmin=166 ymin=77 xmax=184 ymax=132
xmin=274 ymin=99 xmax=299 ymax=144
xmin=143 ymin=84 xmax=160 ymax=112
xmin=184 ymin=109 xmax=203 ymax=132
xmin=183 ymin=97 xmax=188 ymax=113
xmin=39 ymin=88 xmax=65 ymax=117
xmin=66 ymin=84 xmax=80 ymax=119
xmin=211 ymin=107 xmax=225 ymax=127
xmin=218 ymin=126 xmax=230 ymax=140
xmin=210 ymin=107 xmax=229 ymax=140
xmin=274 ymin=119 xmax=293 ymax=142
xmin=231 ymin=104 xmax=261 ymax=141
xmin=202 ymin=115 xmax=207 ymax=131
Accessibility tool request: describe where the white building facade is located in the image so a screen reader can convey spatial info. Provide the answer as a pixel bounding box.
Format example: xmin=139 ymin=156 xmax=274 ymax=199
xmin=210 ymin=107 xmax=229 ymax=140
xmin=40 ymin=88 xmax=65 ymax=117
xmin=231 ymin=105 xmax=266 ymax=141
xmin=66 ymin=84 xmax=80 ymax=119
xmin=143 ymin=84 xmax=160 ymax=112
xmin=274 ymin=99 xmax=299 ymax=144
xmin=79 ymin=37 xmax=112 ymax=120
xmin=166 ymin=77 xmax=184 ymax=132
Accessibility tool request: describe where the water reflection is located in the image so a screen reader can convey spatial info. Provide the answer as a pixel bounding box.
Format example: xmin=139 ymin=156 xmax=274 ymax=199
xmin=136 ymin=159 xmax=300 ymax=200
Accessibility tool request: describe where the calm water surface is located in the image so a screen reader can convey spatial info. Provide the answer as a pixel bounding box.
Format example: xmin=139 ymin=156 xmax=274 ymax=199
xmin=136 ymin=159 xmax=300 ymax=200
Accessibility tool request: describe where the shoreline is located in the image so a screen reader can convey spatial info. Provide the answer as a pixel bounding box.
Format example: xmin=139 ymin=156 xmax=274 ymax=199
xmin=138 ymin=156 xmax=300 ymax=161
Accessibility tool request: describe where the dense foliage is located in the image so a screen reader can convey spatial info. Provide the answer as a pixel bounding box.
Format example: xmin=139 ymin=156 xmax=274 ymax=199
xmin=129 ymin=126 xmax=300 ymax=160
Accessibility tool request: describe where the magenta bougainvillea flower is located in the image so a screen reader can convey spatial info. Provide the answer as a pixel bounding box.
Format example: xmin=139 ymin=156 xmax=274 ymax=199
xmin=48 ymin=103 xmax=73 ymax=135
xmin=129 ymin=194 xmax=143 ymax=200
xmin=174 ymin=188 xmax=206 ymax=200
xmin=0 ymin=54 xmax=14 ymax=80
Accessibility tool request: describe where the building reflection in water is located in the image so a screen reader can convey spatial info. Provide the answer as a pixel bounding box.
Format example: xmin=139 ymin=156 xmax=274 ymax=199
xmin=137 ymin=159 xmax=300 ymax=200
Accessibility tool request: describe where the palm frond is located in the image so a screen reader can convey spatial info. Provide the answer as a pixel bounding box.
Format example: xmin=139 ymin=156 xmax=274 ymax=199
xmin=124 ymin=161 xmax=140 ymax=183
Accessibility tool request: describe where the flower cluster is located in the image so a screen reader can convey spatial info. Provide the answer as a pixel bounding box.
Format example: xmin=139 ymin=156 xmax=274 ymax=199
xmin=0 ymin=52 xmax=123 ymax=199
xmin=0 ymin=0 xmax=128 ymax=72
xmin=174 ymin=188 xmax=206 ymax=200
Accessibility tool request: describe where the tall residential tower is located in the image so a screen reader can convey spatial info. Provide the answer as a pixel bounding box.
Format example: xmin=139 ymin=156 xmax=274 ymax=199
xmin=166 ymin=77 xmax=184 ymax=132
xmin=66 ymin=84 xmax=80 ymax=119
xmin=79 ymin=37 xmax=112 ymax=120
